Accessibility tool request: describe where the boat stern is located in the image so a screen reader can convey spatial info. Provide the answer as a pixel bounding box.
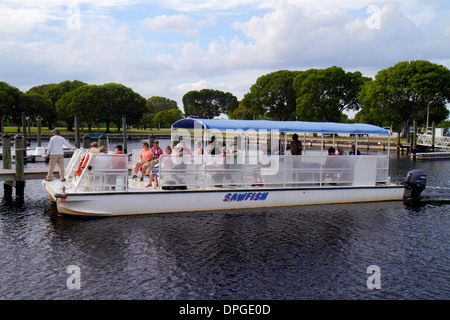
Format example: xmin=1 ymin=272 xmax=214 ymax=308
xmin=41 ymin=179 xmax=67 ymax=203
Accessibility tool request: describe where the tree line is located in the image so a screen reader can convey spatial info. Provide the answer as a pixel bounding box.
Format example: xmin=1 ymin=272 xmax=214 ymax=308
xmin=1 ymin=60 xmax=449 ymax=136
xmin=238 ymin=61 xmax=450 ymax=136
xmin=0 ymin=81 xmax=182 ymax=132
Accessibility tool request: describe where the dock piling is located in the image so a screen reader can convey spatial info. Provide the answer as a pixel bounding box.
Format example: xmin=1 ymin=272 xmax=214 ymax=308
xmin=99 ymin=134 xmax=107 ymax=149
xmin=412 ymin=120 xmax=417 ymax=160
xmin=14 ymin=134 xmax=25 ymax=198
xmin=75 ymin=115 xmax=80 ymax=148
xmin=2 ymin=133 xmax=12 ymax=198
xmin=122 ymin=116 xmax=127 ymax=154
xmin=82 ymin=134 xmax=91 ymax=149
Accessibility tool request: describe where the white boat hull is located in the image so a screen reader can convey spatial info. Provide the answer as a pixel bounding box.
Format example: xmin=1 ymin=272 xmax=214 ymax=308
xmin=45 ymin=184 xmax=405 ymax=217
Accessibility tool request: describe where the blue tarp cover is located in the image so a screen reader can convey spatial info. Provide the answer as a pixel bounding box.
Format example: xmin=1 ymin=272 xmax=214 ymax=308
xmin=172 ymin=118 xmax=389 ymax=134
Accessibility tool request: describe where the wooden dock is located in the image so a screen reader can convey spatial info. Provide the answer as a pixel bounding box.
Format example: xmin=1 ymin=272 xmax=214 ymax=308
xmin=0 ymin=168 xmax=58 ymax=182
xmin=413 ymin=152 xmax=450 ymax=160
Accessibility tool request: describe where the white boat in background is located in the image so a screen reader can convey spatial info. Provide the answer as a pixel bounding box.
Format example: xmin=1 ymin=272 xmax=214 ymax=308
xmin=42 ymin=118 xmax=426 ymax=217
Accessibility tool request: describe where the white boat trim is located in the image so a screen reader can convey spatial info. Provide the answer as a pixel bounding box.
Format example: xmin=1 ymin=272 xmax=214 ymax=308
xmin=45 ymin=183 xmax=404 ymax=217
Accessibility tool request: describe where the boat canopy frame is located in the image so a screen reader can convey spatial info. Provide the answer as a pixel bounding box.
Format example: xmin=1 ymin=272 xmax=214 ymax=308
xmin=171 ymin=118 xmax=391 ymax=156
xmin=172 ymin=118 xmax=390 ymax=134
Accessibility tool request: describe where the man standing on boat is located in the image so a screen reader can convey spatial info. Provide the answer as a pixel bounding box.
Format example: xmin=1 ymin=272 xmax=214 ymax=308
xmin=44 ymin=128 xmax=75 ymax=181
xmin=289 ymin=134 xmax=303 ymax=155
xmin=290 ymin=133 xmax=303 ymax=180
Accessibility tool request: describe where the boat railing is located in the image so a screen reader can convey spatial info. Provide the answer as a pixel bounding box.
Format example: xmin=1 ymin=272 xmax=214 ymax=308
xmin=158 ymin=154 xmax=390 ymax=189
xmin=68 ymin=152 xmax=128 ymax=192
xmin=66 ymin=152 xmax=390 ymax=191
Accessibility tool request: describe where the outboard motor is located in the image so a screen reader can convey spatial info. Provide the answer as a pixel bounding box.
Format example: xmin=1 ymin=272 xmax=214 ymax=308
xmin=403 ymin=169 xmax=427 ymax=203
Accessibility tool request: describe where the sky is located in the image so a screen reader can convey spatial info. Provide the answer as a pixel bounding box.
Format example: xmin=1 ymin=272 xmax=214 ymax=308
xmin=1 ymin=0 xmax=450 ymax=113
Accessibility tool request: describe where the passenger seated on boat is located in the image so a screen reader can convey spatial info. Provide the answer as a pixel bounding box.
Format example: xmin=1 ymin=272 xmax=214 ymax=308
xmin=195 ymin=140 xmax=204 ymax=155
xmin=166 ymin=143 xmax=186 ymax=185
xmin=90 ymin=141 xmax=100 ymax=154
xmin=323 ymin=147 xmax=352 ymax=183
xmin=253 ymin=144 xmax=271 ymax=186
xmin=323 ymin=147 xmax=339 ymax=182
xmin=206 ymin=136 xmax=221 ymax=155
xmin=207 ymin=147 xmax=234 ymax=187
xmin=132 ymin=141 xmax=153 ymax=181
xmin=141 ymin=140 xmax=164 ymax=177
xmin=180 ymin=140 xmax=192 ymax=155
xmin=146 ymin=145 xmax=172 ymax=188
xmin=337 ymin=146 xmax=348 ymax=155
xmin=108 ymin=146 xmax=128 ymax=187
xmin=349 ymin=144 xmax=361 ymax=155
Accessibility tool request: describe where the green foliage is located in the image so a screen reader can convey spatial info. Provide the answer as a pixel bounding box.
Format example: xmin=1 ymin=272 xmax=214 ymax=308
xmin=358 ymin=60 xmax=450 ymax=135
xmin=0 ymin=81 xmax=22 ymax=124
xmin=30 ymin=80 xmax=87 ymax=130
xmin=230 ymin=103 xmax=254 ymax=120
xmin=152 ymin=108 xmax=183 ymax=128
xmin=142 ymin=96 xmax=180 ymax=129
xmin=293 ymin=66 xmax=369 ymax=122
xmin=56 ymin=83 xmax=147 ymax=132
xmin=183 ymin=89 xmax=238 ymax=119
xmin=242 ymin=70 xmax=301 ymax=120
xmin=20 ymin=92 xmax=55 ymax=125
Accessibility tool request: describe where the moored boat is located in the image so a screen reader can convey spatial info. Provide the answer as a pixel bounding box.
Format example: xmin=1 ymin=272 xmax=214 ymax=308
xmin=42 ymin=118 xmax=426 ymax=217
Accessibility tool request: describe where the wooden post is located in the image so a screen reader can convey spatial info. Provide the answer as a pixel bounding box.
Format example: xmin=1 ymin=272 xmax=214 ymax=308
xmin=149 ymin=134 xmax=155 ymax=147
xmin=27 ymin=118 xmax=31 ymax=146
xmin=431 ymin=121 xmax=435 ymax=152
xmin=397 ymin=132 xmax=401 ymax=154
xmin=2 ymin=133 xmax=12 ymax=198
xmin=99 ymin=134 xmax=107 ymax=149
xmin=74 ymin=115 xmax=80 ymax=148
xmin=122 ymin=116 xmax=127 ymax=154
xmin=82 ymin=134 xmax=91 ymax=149
xmin=37 ymin=117 xmax=42 ymax=147
xmin=412 ymin=120 xmax=417 ymax=160
xmin=2 ymin=134 xmax=11 ymax=170
xmin=14 ymin=134 xmax=25 ymax=198
xmin=21 ymin=114 xmax=26 ymax=145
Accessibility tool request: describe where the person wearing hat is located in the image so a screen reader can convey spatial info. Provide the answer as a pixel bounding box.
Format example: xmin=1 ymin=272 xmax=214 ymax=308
xmin=45 ymin=128 xmax=75 ymax=181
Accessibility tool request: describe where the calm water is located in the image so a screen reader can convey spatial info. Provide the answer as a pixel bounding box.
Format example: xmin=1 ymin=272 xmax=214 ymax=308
xmin=0 ymin=139 xmax=449 ymax=300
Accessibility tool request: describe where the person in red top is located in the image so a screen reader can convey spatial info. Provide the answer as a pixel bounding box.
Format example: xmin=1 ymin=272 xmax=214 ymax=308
xmin=114 ymin=145 xmax=124 ymax=154
xmin=150 ymin=140 xmax=163 ymax=159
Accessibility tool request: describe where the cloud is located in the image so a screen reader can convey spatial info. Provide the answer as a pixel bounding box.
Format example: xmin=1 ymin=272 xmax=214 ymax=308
xmin=140 ymin=14 xmax=198 ymax=36
xmin=1 ymin=0 xmax=449 ymax=112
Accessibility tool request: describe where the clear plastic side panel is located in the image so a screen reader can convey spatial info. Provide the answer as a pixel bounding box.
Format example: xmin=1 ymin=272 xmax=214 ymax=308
xmin=159 ymin=155 xmax=204 ymax=188
xmin=157 ymin=154 xmax=388 ymax=189
xmin=204 ymin=155 xmax=246 ymax=187
xmin=74 ymin=153 xmax=128 ymax=192
xmin=375 ymin=155 xmax=389 ymax=183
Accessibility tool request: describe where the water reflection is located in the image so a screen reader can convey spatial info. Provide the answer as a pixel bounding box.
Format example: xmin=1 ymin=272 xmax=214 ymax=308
xmin=0 ymin=149 xmax=448 ymax=299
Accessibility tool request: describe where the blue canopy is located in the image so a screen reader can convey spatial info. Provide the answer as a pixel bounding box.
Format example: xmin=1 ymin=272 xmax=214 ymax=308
xmin=172 ymin=118 xmax=389 ymax=134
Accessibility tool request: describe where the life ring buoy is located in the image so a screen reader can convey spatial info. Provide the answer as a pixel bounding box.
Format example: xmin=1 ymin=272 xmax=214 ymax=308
xmin=75 ymin=153 xmax=90 ymax=176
